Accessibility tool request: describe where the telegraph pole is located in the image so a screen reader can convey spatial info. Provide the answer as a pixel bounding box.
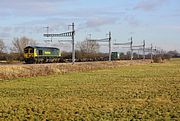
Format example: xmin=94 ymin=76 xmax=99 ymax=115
xmin=87 ymin=34 xmax=91 ymax=53
xmin=113 ymin=39 xmax=133 ymax=60
xmin=151 ymin=44 xmax=153 ymax=60
xmin=143 ymin=40 xmax=146 ymax=60
xmin=137 ymin=49 xmax=140 ymax=59
xmin=154 ymin=46 xmax=157 ymax=55
xmin=109 ymin=32 xmax=112 ymax=61
xmin=87 ymin=32 xmax=112 ymax=62
xmin=44 ymin=26 xmax=49 ymax=34
xmin=70 ymin=23 xmax=75 ymax=64
xmin=44 ymin=26 xmax=52 ymax=42
xmin=43 ymin=23 xmax=75 ymax=64
xmin=130 ymin=37 xmax=133 ymax=60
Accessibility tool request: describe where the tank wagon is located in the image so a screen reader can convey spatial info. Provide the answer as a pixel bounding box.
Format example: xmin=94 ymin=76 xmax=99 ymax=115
xmin=24 ymin=46 xmax=61 ymax=64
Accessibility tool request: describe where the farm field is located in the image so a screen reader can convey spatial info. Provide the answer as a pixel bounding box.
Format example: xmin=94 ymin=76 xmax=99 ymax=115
xmin=0 ymin=59 xmax=180 ymax=120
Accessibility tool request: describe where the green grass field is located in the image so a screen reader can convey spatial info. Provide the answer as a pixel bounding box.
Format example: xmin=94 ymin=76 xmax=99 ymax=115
xmin=0 ymin=59 xmax=180 ymax=120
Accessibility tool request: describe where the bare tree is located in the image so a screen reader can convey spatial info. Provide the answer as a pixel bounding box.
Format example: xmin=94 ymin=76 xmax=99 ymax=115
xmin=12 ymin=36 xmax=36 ymax=54
xmin=77 ymin=40 xmax=100 ymax=53
xmin=0 ymin=39 xmax=5 ymax=53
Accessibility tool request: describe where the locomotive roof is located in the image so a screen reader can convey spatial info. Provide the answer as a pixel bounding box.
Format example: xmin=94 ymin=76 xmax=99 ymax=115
xmin=25 ymin=46 xmax=59 ymax=50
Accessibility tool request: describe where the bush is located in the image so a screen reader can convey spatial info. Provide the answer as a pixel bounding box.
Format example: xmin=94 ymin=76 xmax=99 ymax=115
xmin=162 ymin=54 xmax=172 ymax=60
xmin=153 ymin=55 xmax=163 ymax=63
xmin=0 ymin=53 xmax=7 ymax=60
xmin=0 ymin=52 xmax=24 ymax=63
xmin=153 ymin=53 xmax=172 ymax=63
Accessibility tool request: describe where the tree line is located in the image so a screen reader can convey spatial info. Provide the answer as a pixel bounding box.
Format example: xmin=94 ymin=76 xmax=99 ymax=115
xmin=0 ymin=36 xmax=102 ymax=62
xmin=0 ymin=36 xmax=179 ymax=63
xmin=0 ymin=37 xmax=36 ymax=62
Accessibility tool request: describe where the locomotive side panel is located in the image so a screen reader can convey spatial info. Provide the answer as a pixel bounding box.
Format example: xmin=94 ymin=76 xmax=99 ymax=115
xmin=24 ymin=46 xmax=61 ymax=64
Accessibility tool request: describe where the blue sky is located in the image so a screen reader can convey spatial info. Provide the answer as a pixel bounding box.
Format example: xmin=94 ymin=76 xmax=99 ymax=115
xmin=0 ymin=0 xmax=179 ymax=52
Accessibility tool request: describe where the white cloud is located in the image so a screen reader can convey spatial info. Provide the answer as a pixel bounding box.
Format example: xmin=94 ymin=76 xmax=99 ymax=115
xmin=134 ymin=0 xmax=168 ymax=11
xmin=85 ymin=17 xmax=118 ymax=28
xmin=161 ymin=25 xmax=180 ymax=31
xmin=0 ymin=32 xmax=11 ymax=38
xmin=124 ymin=15 xmax=140 ymax=27
xmin=0 ymin=0 xmax=77 ymax=17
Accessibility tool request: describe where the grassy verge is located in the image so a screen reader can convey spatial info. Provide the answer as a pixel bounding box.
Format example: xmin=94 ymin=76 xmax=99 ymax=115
xmin=0 ymin=60 xmax=179 ymax=120
xmin=0 ymin=60 xmax=150 ymax=80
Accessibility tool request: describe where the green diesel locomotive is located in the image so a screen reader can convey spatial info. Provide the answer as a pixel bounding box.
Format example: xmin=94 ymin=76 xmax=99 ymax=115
xmin=24 ymin=46 xmax=61 ymax=64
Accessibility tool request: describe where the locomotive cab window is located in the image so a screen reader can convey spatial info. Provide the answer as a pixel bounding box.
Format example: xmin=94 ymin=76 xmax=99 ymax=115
xmin=29 ymin=48 xmax=34 ymax=53
xmin=39 ymin=50 xmax=43 ymax=55
xmin=24 ymin=49 xmax=28 ymax=53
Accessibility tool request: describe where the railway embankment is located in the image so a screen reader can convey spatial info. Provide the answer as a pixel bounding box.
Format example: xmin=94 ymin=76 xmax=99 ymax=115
xmin=0 ymin=60 xmax=151 ymax=80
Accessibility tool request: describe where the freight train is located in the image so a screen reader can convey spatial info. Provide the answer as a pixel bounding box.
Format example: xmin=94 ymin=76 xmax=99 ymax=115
xmin=24 ymin=46 xmax=61 ymax=64
xmin=24 ymin=46 xmax=121 ymax=64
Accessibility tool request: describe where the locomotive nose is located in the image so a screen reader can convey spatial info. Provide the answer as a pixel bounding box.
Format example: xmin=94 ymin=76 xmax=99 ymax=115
xmin=27 ymin=53 xmax=32 ymax=58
